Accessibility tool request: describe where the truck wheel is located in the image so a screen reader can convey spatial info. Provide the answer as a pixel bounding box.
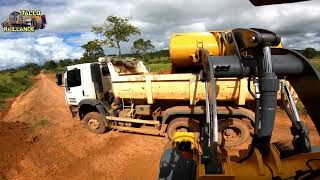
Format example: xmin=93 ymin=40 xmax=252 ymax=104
xmin=167 ymin=117 xmax=200 ymax=141
xmin=218 ymin=119 xmax=251 ymax=147
xmin=83 ymin=112 xmax=106 ymax=134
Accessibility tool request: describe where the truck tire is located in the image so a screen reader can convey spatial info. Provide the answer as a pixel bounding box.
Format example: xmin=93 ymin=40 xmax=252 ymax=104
xmin=218 ymin=119 xmax=251 ymax=147
xmin=167 ymin=117 xmax=200 ymax=141
xmin=83 ymin=112 xmax=106 ymax=134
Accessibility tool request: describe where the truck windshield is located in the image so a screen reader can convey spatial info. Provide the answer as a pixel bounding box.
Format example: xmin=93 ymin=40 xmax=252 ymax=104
xmin=67 ymin=69 xmax=81 ymax=87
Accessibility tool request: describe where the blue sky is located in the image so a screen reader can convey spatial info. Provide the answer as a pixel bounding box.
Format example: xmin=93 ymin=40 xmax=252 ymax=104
xmin=0 ymin=0 xmax=320 ymax=70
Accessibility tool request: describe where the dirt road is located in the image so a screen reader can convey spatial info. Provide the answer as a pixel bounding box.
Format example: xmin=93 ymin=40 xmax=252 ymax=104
xmin=1 ymin=74 xmax=167 ymax=180
xmin=0 ymin=73 xmax=319 ymax=179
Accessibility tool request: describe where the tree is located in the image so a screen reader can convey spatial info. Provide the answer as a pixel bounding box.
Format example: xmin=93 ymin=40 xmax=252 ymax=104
xmin=73 ymin=59 xmax=80 ymax=65
xmin=132 ymin=38 xmax=155 ymax=55
xmin=80 ymin=40 xmax=105 ymax=63
xmin=21 ymin=63 xmax=41 ymax=75
xmin=92 ymin=16 xmax=140 ymax=56
xmin=303 ymin=47 xmax=317 ymax=59
xmin=43 ymin=60 xmax=57 ymax=70
xmin=59 ymin=59 xmax=73 ymax=67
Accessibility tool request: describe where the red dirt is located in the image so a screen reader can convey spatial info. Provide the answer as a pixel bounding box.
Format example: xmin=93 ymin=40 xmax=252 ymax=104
xmin=0 ymin=74 xmax=167 ymax=180
xmin=0 ymin=73 xmax=319 ymax=179
xmin=159 ymin=68 xmax=172 ymax=74
xmin=0 ymin=121 xmax=34 ymax=179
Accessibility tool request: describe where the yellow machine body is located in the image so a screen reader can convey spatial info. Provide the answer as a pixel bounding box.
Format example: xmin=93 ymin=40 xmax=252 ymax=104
xmin=169 ymin=32 xmax=221 ymax=68
xmin=169 ymin=31 xmax=283 ymax=70
xmin=173 ymin=132 xmax=320 ymax=180
xmin=198 ymin=148 xmax=320 ymax=180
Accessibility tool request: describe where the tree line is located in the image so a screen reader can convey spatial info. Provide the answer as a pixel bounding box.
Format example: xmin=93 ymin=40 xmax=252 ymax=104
xmin=301 ymin=48 xmax=319 ymax=59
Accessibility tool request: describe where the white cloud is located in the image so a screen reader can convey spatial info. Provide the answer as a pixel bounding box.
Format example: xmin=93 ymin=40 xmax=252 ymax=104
xmin=66 ymin=32 xmax=101 ymax=45
xmin=282 ymin=33 xmax=320 ymax=50
xmin=0 ymin=36 xmax=82 ymax=69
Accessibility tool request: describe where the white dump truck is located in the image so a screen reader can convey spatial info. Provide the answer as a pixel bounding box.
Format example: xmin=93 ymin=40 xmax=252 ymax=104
xmin=56 ymin=56 xmax=255 ymax=147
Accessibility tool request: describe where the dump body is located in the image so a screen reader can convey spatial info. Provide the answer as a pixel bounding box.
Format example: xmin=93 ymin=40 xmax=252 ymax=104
xmin=107 ymin=60 xmax=249 ymax=105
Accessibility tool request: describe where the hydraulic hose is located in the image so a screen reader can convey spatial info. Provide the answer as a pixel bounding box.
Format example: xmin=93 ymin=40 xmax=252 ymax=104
xmin=239 ymin=77 xmax=261 ymax=163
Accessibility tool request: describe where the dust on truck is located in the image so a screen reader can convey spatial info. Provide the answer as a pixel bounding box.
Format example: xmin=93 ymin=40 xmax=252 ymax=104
xmin=57 ymin=31 xmax=261 ymax=147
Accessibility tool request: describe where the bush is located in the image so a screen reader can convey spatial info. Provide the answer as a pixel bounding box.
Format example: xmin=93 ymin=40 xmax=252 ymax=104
xmin=0 ymin=84 xmax=12 ymax=93
xmin=21 ymin=63 xmax=41 ymax=75
xmin=43 ymin=60 xmax=57 ymax=70
xmin=303 ymin=48 xmax=317 ymax=59
xmin=0 ymin=70 xmax=33 ymax=108
xmin=12 ymin=76 xmax=30 ymax=86
xmin=147 ymin=57 xmax=169 ymax=64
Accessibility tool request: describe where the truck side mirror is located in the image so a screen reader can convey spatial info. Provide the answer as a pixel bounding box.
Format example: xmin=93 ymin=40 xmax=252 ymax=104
xmin=56 ymin=73 xmax=63 ymax=86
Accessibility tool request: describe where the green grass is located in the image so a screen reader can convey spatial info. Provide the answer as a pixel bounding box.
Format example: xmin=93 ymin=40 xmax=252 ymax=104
xmin=0 ymin=70 xmax=32 ymax=109
xmin=136 ymin=56 xmax=171 ymax=72
xmin=27 ymin=117 xmax=49 ymax=133
xmin=310 ymin=58 xmax=320 ymax=71
xmin=145 ymin=57 xmax=170 ymax=64
xmin=146 ymin=63 xmax=171 ymax=72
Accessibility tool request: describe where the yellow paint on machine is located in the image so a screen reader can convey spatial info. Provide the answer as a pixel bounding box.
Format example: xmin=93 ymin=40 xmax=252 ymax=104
xmin=172 ymin=132 xmax=320 ymax=180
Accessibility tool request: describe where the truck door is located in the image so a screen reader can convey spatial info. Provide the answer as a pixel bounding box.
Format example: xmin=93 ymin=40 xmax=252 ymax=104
xmin=65 ymin=68 xmax=84 ymax=105
xmin=101 ymin=65 xmax=112 ymax=91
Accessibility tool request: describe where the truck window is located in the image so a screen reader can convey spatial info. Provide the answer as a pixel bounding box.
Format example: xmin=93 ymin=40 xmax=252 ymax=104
xmin=101 ymin=66 xmax=110 ymax=76
xmin=67 ymin=69 xmax=81 ymax=87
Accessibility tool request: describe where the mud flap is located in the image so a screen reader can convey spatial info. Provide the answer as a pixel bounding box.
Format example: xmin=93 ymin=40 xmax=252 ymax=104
xmin=96 ymin=104 xmax=110 ymax=128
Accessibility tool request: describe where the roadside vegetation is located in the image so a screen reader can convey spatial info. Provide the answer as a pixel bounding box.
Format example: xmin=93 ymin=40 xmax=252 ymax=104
xmin=0 ymin=64 xmax=40 ymax=109
xmin=310 ymin=58 xmax=320 ymax=71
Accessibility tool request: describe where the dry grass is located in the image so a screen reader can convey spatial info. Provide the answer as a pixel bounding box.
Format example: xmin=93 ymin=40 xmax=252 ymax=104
xmin=310 ymin=58 xmax=320 ymax=71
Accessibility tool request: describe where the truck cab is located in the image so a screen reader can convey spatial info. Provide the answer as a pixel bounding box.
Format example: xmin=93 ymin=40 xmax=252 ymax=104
xmin=56 ymin=58 xmax=147 ymax=119
xmin=63 ymin=62 xmax=111 ymax=106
